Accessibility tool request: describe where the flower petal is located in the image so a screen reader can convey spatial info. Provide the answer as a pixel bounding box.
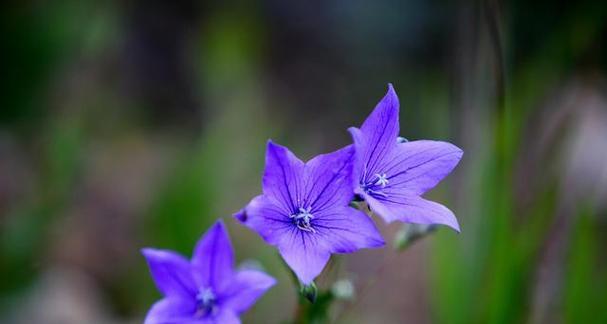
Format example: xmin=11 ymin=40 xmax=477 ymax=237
xmin=314 ymin=207 xmax=385 ymax=253
xmin=304 ymin=145 xmax=356 ymax=213
xmin=212 ymin=309 xmax=241 ymax=324
xmin=263 ymin=141 xmax=305 ymax=213
xmin=191 ymin=220 xmax=235 ymax=289
xmin=233 ymin=208 xmax=247 ymax=222
xmin=278 ymin=230 xmax=331 ymax=284
xmin=382 ymin=140 xmax=463 ymax=195
xmin=355 ymin=84 xmax=400 ymax=177
xmin=239 ymin=195 xmax=293 ymax=246
xmin=220 ymin=270 xmax=276 ymax=314
xmin=348 ymin=127 xmax=366 ymax=188
xmin=365 ymin=193 xmax=460 ymax=232
xmin=144 ymin=298 xmax=197 ymax=324
xmin=141 ymin=248 xmax=196 ymax=298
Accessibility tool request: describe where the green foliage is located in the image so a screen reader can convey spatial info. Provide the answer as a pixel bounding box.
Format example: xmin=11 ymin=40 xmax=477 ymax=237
xmin=0 ymin=117 xmax=84 ymax=298
xmin=564 ymin=209 xmax=607 ymax=324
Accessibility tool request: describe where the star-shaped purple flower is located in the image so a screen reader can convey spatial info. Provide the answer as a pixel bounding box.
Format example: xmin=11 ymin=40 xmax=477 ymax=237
xmin=142 ymin=220 xmax=276 ymax=324
xmin=349 ymin=84 xmax=463 ymax=231
xmin=236 ymin=141 xmax=384 ymax=284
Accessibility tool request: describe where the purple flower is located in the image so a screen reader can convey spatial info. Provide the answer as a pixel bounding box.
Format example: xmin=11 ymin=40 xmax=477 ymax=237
xmin=236 ymin=141 xmax=384 ymax=284
xmin=349 ymin=84 xmax=463 ymax=231
xmin=142 ymin=220 xmax=275 ymax=324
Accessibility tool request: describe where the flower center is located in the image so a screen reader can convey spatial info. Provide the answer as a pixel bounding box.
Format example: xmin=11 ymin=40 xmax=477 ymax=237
xmin=290 ymin=207 xmax=315 ymax=233
xmin=195 ymin=288 xmax=217 ymax=318
xmin=374 ymin=173 xmax=389 ymax=187
xmin=361 ymin=173 xmax=389 ymax=198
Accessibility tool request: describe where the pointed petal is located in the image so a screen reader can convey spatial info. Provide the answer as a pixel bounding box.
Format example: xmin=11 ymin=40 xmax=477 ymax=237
xmin=144 ymin=298 xmax=197 ymax=324
xmin=355 ymin=84 xmax=400 ymax=177
xmin=348 ymin=127 xmax=366 ymax=188
xmin=382 ymin=140 xmax=463 ymax=195
xmin=191 ymin=220 xmax=235 ymax=289
xmin=360 ymin=84 xmax=400 ymax=136
xmin=220 ymin=270 xmax=276 ymax=314
xmin=141 ymin=248 xmax=196 ymax=298
xmin=278 ymin=230 xmax=331 ymax=284
xmin=365 ymin=194 xmax=460 ymax=232
xmin=304 ymin=145 xmax=356 ymax=213
xmin=233 ymin=208 xmax=247 ymax=222
xmin=239 ymin=195 xmax=293 ymax=246
xmin=263 ymin=141 xmax=305 ymax=213
xmin=212 ymin=309 xmax=241 ymax=324
xmin=314 ymin=207 xmax=385 ymax=253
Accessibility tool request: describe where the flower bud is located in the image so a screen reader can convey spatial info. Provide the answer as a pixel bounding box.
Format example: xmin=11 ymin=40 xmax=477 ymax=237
xmin=394 ymin=223 xmax=437 ymax=251
xmin=300 ymin=281 xmax=318 ymax=303
xmin=331 ymin=279 xmax=355 ymax=300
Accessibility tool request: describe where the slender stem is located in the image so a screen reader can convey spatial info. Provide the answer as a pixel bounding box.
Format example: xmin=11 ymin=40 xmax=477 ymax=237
xmin=293 ymin=300 xmax=308 ymax=324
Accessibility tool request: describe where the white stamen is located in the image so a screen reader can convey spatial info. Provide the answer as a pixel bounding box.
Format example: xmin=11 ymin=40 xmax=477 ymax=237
xmin=374 ymin=173 xmax=389 ymax=187
xmin=290 ymin=207 xmax=315 ymax=233
xmin=195 ymin=288 xmax=217 ymax=318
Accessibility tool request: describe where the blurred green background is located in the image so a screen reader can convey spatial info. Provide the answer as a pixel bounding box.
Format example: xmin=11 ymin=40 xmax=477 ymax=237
xmin=1 ymin=0 xmax=606 ymax=323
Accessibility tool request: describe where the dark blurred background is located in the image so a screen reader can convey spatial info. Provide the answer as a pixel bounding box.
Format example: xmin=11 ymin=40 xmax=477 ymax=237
xmin=1 ymin=0 xmax=606 ymax=323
